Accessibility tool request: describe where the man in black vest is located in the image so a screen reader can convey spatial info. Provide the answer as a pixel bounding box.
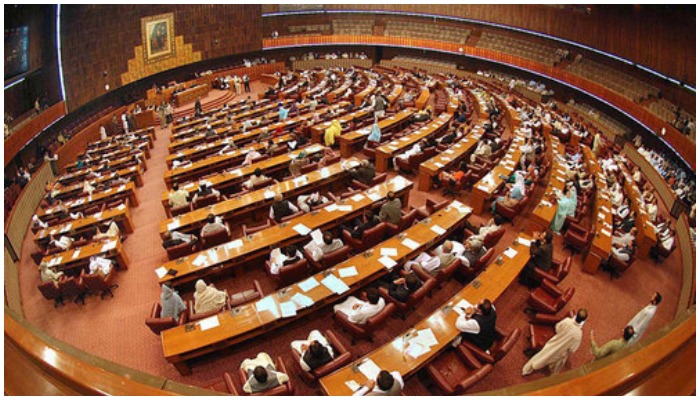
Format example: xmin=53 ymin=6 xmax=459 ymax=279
xmin=270 ymin=193 xmax=299 ymax=222
xmin=520 ymin=230 xmax=553 ymax=288
xmin=455 ymin=298 xmax=497 ymax=351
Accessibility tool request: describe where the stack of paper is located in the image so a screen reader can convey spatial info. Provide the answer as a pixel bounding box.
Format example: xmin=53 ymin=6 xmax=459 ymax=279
xmin=339 ymin=266 xmax=359 ymax=278
xmin=192 ymin=254 xmax=208 ymax=267
xmin=358 ymin=359 xmax=382 ymax=380
xmin=155 ymin=266 xmax=168 ymax=279
xmin=298 ymin=277 xmax=320 ymax=292
xmin=293 ymin=223 xmax=312 ymax=236
xmin=291 ymin=293 xmax=314 ymax=309
xmin=280 ymin=302 xmax=297 ymax=318
xmin=321 ymin=274 xmax=350 ymax=294
xmin=503 ymin=247 xmax=518 ymax=258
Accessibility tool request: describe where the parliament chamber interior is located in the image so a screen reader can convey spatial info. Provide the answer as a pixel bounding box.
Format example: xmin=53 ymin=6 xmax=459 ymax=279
xmin=4 ymin=4 xmax=697 ymax=396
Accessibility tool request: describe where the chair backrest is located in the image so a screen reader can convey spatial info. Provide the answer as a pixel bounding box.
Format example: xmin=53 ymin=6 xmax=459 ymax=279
xmin=202 ymin=227 xmax=230 ymax=249
xmin=194 ymin=194 xmax=218 ymax=209
xmin=37 ymin=281 xmax=61 ymax=300
xmin=230 ymin=280 xmax=264 ymax=307
xmin=366 ymin=303 xmax=396 ymax=330
xmin=250 ymin=177 xmax=273 ymax=191
xmin=166 ymin=241 xmax=195 ymax=260
xmin=277 ymin=258 xmax=309 ymax=286
xmin=300 ymin=162 xmax=318 ymax=174
xmin=81 ymin=272 xmax=107 ymax=294
xmin=483 ymin=227 xmax=505 ymax=248
xmin=371 ymin=173 xmax=387 ymax=185
xmin=243 ymin=220 xmax=271 ymax=236
xmin=407 ymin=278 xmax=436 ymax=307
xmin=170 ymin=203 xmax=191 ymax=217
xmin=474 ymin=248 xmax=495 ymax=272
xmin=361 ymin=222 xmax=387 ymax=248
xmin=59 ymin=276 xmax=83 ymax=298
xmin=145 ymin=303 xmax=178 ymax=335
xmin=493 ymin=327 xmax=521 ymax=362
xmin=321 ymin=245 xmax=351 ymax=269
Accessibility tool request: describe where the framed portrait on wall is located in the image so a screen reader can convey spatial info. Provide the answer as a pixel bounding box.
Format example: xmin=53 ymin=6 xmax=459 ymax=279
xmin=141 ymin=13 xmax=175 ymax=63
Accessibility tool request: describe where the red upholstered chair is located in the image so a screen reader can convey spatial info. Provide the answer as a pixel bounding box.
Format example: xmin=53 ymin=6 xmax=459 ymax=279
xmin=229 ymin=280 xmax=265 ymax=308
xmin=303 ymin=245 xmax=351 ymax=272
xmin=362 ymin=140 xmax=382 ymax=161
xmin=242 ymin=220 xmax=272 ymax=237
xmin=334 ymin=302 xmax=397 ymax=344
xmin=526 ymin=311 xmax=575 ymax=352
xmin=223 ymin=371 xmax=242 ymax=395
xmin=461 ymin=327 xmax=521 ymax=364
xmin=342 ymin=222 xmax=388 ymax=253
xmin=233 ymin=356 xmax=295 ymax=395
xmin=266 ymin=258 xmax=309 ymax=288
xmin=396 ymin=147 xmax=437 ymax=175
xmin=426 ymin=343 xmax=494 ymax=395
xmin=290 ymin=329 xmax=353 ymax=384
xmin=59 ymin=276 xmax=87 ymax=305
xmin=459 ymin=248 xmax=495 ymax=281
xmin=350 ymin=173 xmax=387 ymax=191
xmin=411 ymin=258 xmax=461 ymax=289
xmin=526 ymin=279 xmax=575 ymax=315
xmin=320 ymin=155 xmax=341 ymax=166
xmin=464 ymin=225 xmax=506 ymax=249
xmin=145 ymin=302 xmax=188 ymax=335
xmin=165 ymin=240 xmax=199 ymax=260
xmin=169 ymin=203 xmax=192 ymax=218
xmin=563 ymin=222 xmax=594 ymax=254
xmin=378 ymin=276 xmax=437 ymax=320
xmin=188 ymin=290 xmax=231 ymax=322
xmin=38 ymin=281 xmax=64 ymax=308
xmin=532 ymin=256 xmax=572 ymax=284
xmin=300 ymin=162 xmax=318 ymax=175
xmin=271 ymin=210 xmax=305 ymax=225
xmin=411 ymin=198 xmax=449 ymax=219
xmin=608 ymin=252 xmax=636 ymax=279
xmin=201 ymin=226 xmax=231 ymax=249
xmin=385 ymin=209 xmax=420 ymax=237
xmin=193 ymin=193 xmax=220 ymax=209
xmin=248 ymin=177 xmax=274 ymax=191
xmin=80 ymin=270 xmax=119 ymax=299
xmin=495 ymin=195 xmax=530 ymax=225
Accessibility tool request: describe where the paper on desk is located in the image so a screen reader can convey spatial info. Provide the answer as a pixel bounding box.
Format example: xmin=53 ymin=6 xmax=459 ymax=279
xmin=291 ymin=293 xmax=314 ymax=309
xmin=434 ymin=162 xmax=444 ymax=168
xmin=255 ymin=296 xmax=279 ymax=316
xmin=351 ymin=193 xmax=365 ymax=202
xmin=324 ymin=204 xmax=339 ymax=212
xmin=293 ymin=176 xmax=307 ymax=186
xmin=61 ymin=223 xmax=73 ymax=233
xmin=155 ymin=266 xmax=167 ymax=279
xmin=101 ymin=240 xmax=117 ymax=252
xmin=167 ymin=221 xmax=180 ymax=231
xmin=207 ymin=249 xmax=219 ymax=263
xmin=337 ymin=205 xmax=353 ymax=212
xmin=445 ymin=149 xmax=455 ymax=154
xmin=477 ymin=184 xmax=491 ymax=192
xmin=601 ymin=229 xmax=611 ymax=237
xmin=367 ymin=192 xmax=382 ymax=202
xmin=320 ymin=167 xmax=330 ymax=178
xmin=380 ymin=248 xmax=398 ymax=257
xmin=518 ymin=237 xmax=532 ymax=247
xmin=414 ymin=328 xmax=439 ymax=347
xmin=401 ymin=238 xmax=420 ymax=250
xmin=358 ymin=358 xmax=382 ymax=381
xmin=430 ymin=225 xmax=446 ymax=235
xmin=264 ymin=190 xmax=276 ymax=199
xmin=504 ymin=247 xmax=518 ymax=258
xmin=378 ymin=256 xmax=397 ymax=270
xmin=541 ymin=200 xmax=552 ymax=207
xmin=405 ymin=342 xmax=430 ymax=359
xmin=226 ymin=239 xmax=243 ymax=250
xmin=118 ymin=185 xmax=126 ymax=192
xmin=94 ymin=211 xmax=104 ymax=219
xmin=72 ymin=250 xmax=81 ymax=259
xmin=310 ymin=229 xmax=324 ymax=245
xmin=117 ymin=203 xmax=126 ymax=212
xmin=293 ymin=223 xmax=312 ymax=236
xmin=198 ymin=315 xmax=220 ymax=331
xmin=192 ymin=254 xmax=208 ymax=267
xmin=321 ymin=274 xmax=350 ymax=295
xmin=280 ymin=302 xmax=297 ymax=318
xmin=453 ymin=299 xmax=475 ymax=316
xmin=345 ymin=380 xmax=361 ymax=392
xmin=298 ymin=277 xmax=320 ymax=292
xmin=339 ymin=266 xmax=358 ymax=278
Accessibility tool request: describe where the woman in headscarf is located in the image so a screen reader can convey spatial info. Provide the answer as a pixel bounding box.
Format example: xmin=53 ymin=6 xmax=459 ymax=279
xmin=160 ymin=282 xmax=186 ymax=319
xmin=551 ymin=184 xmax=578 ymax=234
xmin=367 ymin=122 xmax=381 ymax=143
xmin=193 ymin=279 xmax=227 ymax=315
xmin=324 ymin=119 xmax=342 ymax=147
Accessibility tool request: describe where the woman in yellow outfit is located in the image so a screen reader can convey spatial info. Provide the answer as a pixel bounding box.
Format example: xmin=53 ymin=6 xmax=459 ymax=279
xmin=324 ymin=119 xmax=342 ymax=147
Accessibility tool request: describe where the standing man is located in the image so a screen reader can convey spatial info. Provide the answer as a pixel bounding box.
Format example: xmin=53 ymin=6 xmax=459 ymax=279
xmin=243 ymin=74 xmax=251 ymax=93
xmin=194 ymin=97 xmax=203 ymax=117
xmin=520 ymin=230 xmax=553 ymax=288
xmin=590 ymin=326 xmax=635 ymax=359
xmin=626 ymin=292 xmax=662 ymax=345
xmin=522 ymin=308 xmax=588 ymax=376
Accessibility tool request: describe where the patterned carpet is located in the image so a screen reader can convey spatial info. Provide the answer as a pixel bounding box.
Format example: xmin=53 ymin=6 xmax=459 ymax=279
xmin=17 ymin=85 xmax=684 ymax=395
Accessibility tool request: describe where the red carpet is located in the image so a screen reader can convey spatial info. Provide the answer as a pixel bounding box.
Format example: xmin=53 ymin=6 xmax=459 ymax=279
xmin=17 ymin=83 xmax=684 ymax=394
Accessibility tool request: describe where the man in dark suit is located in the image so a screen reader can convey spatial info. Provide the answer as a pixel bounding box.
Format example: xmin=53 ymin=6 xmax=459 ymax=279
xmin=520 ymin=230 xmax=553 ymax=287
xmin=350 ymin=160 xmax=376 ymax=186
xmin=455 ymin=298 xmax=497 ymax=351
xmin=387 ymin=272 xmax=422 ymax=303
xmin=194 ymin=97 xmax=203 ymax=116
xmin=345 ymin=209 xmax=380 ymax=239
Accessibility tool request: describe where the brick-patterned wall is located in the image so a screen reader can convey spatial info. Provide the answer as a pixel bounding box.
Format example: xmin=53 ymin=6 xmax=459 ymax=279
xmin=60 ymin=5 xmax=262 ymax=111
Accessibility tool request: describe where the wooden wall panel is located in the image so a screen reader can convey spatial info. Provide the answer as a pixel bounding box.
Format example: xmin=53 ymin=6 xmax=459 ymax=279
xmin=60 ymin=5 xmax=263 ymax=111
xmin=4 ymin=102 xmax=66 ymax=167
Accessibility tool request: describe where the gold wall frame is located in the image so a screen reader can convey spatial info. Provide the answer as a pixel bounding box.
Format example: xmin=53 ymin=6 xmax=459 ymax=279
xmin=141 ymin=13 xmax=175 ymax=64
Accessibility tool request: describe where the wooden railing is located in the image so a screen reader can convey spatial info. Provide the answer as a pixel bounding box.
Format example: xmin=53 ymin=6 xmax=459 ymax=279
xmin=263 ymin=35 xmax=696 ymax=168
xmin=4 ymin=102 xmax=67 ymax=167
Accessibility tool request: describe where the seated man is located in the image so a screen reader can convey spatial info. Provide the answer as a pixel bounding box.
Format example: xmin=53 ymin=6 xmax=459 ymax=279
xmin=297 ymin=192 xmax=329 ymax=212
xmin=465 ymin=218 xmax=501 ymax=248
xmin=49 ymin=234 xmax=74 ymax=251
xmin=162 ymin=230 xmax=198 ymax=249
xmin=461 ymin=240 xmax=487 ymax=268
xmin=349 ymin=160 xmax=376 ymax=186
xmin=200 ymin=214 xmax=229 ymax=237
xmin=333 ymin=287 xmax=385 ymax=325
xmin=171 ymin=157 xmax=192 ymax=169
xmin=270 ymin=193 xmax=300 ymax=222
xmin=404 ymin=240 xmax=462 ymax=276
xmin=88 ymin=255 xmax=114 ymax=278
xmin=455 ymin=299 xmax=497 ymax=351
xmin=290 ymin=330 xmax=335 ymax=372
xmin=306 ymin=230 xmax=345 ymax=261
xmin=651 ymin=224 xmax=675 ymax=259
xmin=32 ymin=214 xmax=48 ymax=230
xmin=243 ymin=168 xmax=270 ymax=190
xmin=520 ymin=230 xmax=553 ymax=287
xmin=240 ymin=352 xmax=290 ymax=394
xmin=193 ymin=279 xmax=227 ymax=315
xmin=269 ymin=245 xmax=303 ymax=275
xmin=160 ymin=282 xmax=186 ymax=319
xmin=40 ymin=261 xmax=64 ymax=284
xmin=612 ymin=227 xmax=638 ymax=246
xmin=611 ymin=241 xmax=635 ymax=264
xmin=353 ymin=370 xmax=404 ymax=396
xmin=378 ymin=191 xmax=402 ymax=225
xmin=93 ymin=221 xmax=120 ymax=242
xmin=192 ymin=181 xmax=221 ymax=204
xmin=344 ymin=209 xmax=380 ymax=239
xmin=168 ymin=183 xmax=190 ymax=208
xmin=386 ymin=272 xmax=422 ymax=303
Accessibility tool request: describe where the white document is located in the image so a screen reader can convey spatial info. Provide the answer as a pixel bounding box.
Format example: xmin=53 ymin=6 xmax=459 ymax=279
xmin=338 ymin=266 xmax=359 ymax=278
xmin=401 ymin=238 xmax=420 ymax=250
xmin=280 ymin=302 xmax=298 ymax=318
xmin=298 ymin=277 xmax=320 ymax=292
xmin=118 ymin=185 xmax=126 ymax=192
xmin=101 ymin=240 xmax=117 ymax=252
xmin=430 ymin=225 xmax=446 ymax=235
xmin=155 ymin=266 xmax=167 ymax=279
xmin=93 ymin=211 xmax=103 ymax=219
xmin=367 ymin=192 xmax=382 ymax=202
xmin=518 ymin=237 xmax=532 ymax=247
xmin=61 ymin=223 xmax=73 ymax=233
xmin=405 ymin=342 xmax=430 ymax=359
xmin=337 ymin=205 xmax=353 ymax=212
xmin=255 ymin=296 xmax=279 ymax=316
xmin=310 ymin=229 xmax=324 ymax=245
xmin=226 ymin=239 xmax=243 ymax=250
xmin=504 ymin=247 xmax=518 ymax=258
xmin=380 ymin=248 xmax=398 ymax=257
xmin=320 ymin=167 xmax=330 ymax=178
xmin=72 ymin=250 xmax=81 ymax=259
xmin=192 ymin=254 xmax=208 ymax=267
xmin=345 ymin=380 xmax=361 ymax=392
xmin=198 ymin=315 xmax=220 ymax=331
xmin=351 ymin=193 xmax=365 ymax=202
xmin=324 ymin=203 xmax=339 ymax=212
xmin=167 ymin=221 xmax=180 ymax=231
xmin=453 ymin=299 xmax=475 ymax=316
xmin=358 ymin=358 xmax=382 ymax=381
xmin=378 ymin=256 xmax=397 ymax=270
xmin=293 ymin=176 xmax=307 ymax=186
xmin=292 ymin=223 xmax=311 ymax=236
xmin=441 ymin=156 xmax=451 ymax=162
xmin=414 ymin=328 xmax=439 ymax=347
xmin=264 ymin=190 xmax=276 ymax=199
xmin=434 ymin=162 xmax=444 ymax=168
xmin=601 ymin=228 xmax=611 ymax=237
xmin=291 ymin=292 xmax=314 ymax=309
xmin=321 ymin=274 xmax=350 ymax=294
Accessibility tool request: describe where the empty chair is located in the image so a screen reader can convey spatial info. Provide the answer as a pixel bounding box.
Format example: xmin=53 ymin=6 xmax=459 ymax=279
xmin=426 ymin=343 xmax=494 ymax=395
xmin=532 ymin=256 xmax=572 ymax=284
xmin=229 ymin=280 xmax=265 ymax=308
xmin=563 ymin=222 xmax=594 ymax=253
xmin=334 ymin=302 xmax=396 ymax=344
xmin=242 ymin=220 xmax=272 ymax=237
xmin=461 ymin=327 xmax=521 ymax=364
xmin=80 ymin=270 xmax=119 ymax=299
xmin=38 ymin=281 xmax=64 ymax=308
xmin=290 ymin=329 xmax=353 ymax=383
xmin=342 ymin=222 xmax=388 ymax=253
xmin=169 ymin=203 xmax=192 ymax=218
xmin=526 ymin=279 xmax=575 ymax=315
xmin=59 ymin=276 xmax=87 ymax=305
xmin=165 ymin=240 xmax=199 ymax=260
xmin=145 ymin=302 xmax=188 ymax=335
xmin=411 ymin=198 xmax=449 ymax=219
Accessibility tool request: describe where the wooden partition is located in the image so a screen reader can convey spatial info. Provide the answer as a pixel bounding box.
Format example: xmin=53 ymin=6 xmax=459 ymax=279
xmin=292 ymin=58 xmax=372 ymax=70
xmin=4 ymin=102 xmax=67 ymax=167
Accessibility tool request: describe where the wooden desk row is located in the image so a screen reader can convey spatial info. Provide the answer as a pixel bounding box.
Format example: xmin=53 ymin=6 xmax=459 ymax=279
xmin=160 ymin=158 xmax=359 ymax=238
xmin=56 ymin=150 xmax=146 ymax=188
xmin=161 ymin=199 xmax=472 ymax=375
xmin=39 ymin=238 xmax=129 ymax=276
xmin=86 ymin=126 xmax=155 ymax=151
xmin=158 ymin=175 xmax=414 ymax=288
xmin=38 ymin=182 xmax=139 ymax=221
xmin=160 ymin=144 xmax=324 ymax=209
xmin=34 ymin=203 xmax=134 ymax=247
xmin=50 ymin=165 xmax=144 ymax=202
xmin=338 ymin=108 xmax=416 ymax=158
xmin=617 ymin=161 xmax=657 ymax=258
xmin=529 ymin=133 xmax=567 ymax=232
xmin=375 ymin=112 xmax=453 ymax=173
xmin=581 ymin=146 xmax=613 ymax=273
xmin=310 ymin=107 xmax=373 ymax=144
xmin=172 ymin=99 xmax=256 ymax=133
xmin=173 ymin=84 xmax=211 ymax=107
xmin=319 ymin=232 xmax=531 ymax=395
